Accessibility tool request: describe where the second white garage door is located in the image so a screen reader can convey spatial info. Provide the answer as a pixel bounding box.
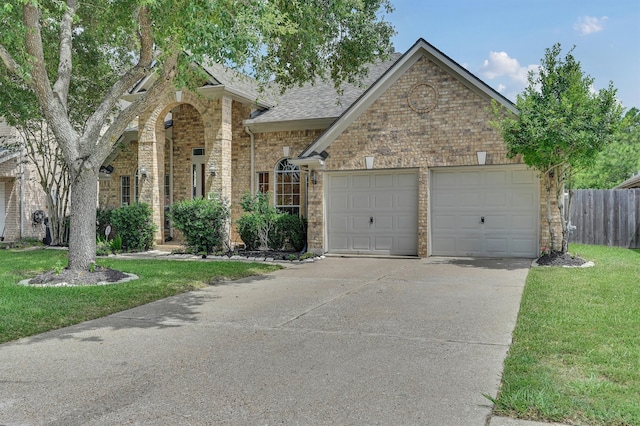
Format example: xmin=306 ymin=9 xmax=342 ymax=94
xmin=430 ymin=165 xmax=539 ymax=258
xmin=326 ymin=170 xmax=418 ymax=255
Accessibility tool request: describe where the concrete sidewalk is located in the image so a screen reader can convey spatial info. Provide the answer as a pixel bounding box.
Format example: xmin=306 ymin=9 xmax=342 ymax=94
xmin=1 ymin=256 xmax=551 ymax=425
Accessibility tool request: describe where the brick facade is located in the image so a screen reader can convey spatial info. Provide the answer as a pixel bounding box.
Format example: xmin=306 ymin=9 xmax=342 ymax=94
xmin=96 ymin=45 xmax=561 ymax=256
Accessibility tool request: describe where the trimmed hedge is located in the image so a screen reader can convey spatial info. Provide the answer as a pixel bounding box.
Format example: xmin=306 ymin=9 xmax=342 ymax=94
xmin=169 ymin=197 xmax=230 ymax=256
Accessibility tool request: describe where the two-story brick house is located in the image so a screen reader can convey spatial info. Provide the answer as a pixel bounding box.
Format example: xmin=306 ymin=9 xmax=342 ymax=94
xmin=100 ymin=38 xmax=552 ymax=258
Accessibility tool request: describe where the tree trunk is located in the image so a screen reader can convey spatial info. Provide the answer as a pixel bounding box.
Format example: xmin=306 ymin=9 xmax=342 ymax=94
xmin=67 ymin=167 xmax=98 ymax=270
xmin=545 ymin=172 xmax=557 ymax=252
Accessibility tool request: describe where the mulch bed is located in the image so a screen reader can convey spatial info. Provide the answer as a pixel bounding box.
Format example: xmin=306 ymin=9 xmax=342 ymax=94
xmin=24 ymin=266 xmax=133 ymax=287
xmin=535 ymin=251 xmax=588 ymax=267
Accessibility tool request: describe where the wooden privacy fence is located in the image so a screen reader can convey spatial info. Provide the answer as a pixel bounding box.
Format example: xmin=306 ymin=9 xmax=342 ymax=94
xmin=569 ymin=189 xmax=640 ymax=248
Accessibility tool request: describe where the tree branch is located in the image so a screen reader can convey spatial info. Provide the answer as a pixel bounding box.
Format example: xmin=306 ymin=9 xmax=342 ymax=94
xmin=80 ymin=5 xmax=157 ymax=167
xmin=0 ymin=44 xmax=21 ymax=76
xmin=23 ymin=2 xmax=79 ymax=165
xmin=52 ymin=0 xmax=78 ymax=112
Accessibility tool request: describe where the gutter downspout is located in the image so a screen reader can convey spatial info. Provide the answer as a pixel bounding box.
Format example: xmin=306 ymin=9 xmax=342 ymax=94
xmin=168 ymin=134 xmax=174 ymax=238
xmin=245 ymin=126 xmax=255 ymax=195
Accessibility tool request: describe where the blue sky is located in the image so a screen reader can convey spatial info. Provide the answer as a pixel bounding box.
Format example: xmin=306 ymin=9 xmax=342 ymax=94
xmin=385 ymin=0 xmax=640 ymax=109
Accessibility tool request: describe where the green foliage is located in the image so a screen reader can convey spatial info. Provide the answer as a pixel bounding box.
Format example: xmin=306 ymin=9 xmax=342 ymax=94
xmin=96 ymin=208 xmax=114 ymax=240
xmin=574 ymin=107 xmax=640 ymax=188
xmin=236 ymin=193 xmax=307 ymax=251
xmin=110 ymin=203 xmax=156 ymax=252
xmin=169 ymin=198 xmax=230 ymax=256
xmin=274 ymin=213 xmax=307 ymax=252
xmin=492 ymin=44 xmax=624 ymax=252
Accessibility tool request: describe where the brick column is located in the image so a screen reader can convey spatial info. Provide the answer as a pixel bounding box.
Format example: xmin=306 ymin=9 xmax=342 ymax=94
xmin=138 ymin=108 xmax=166 ymax=245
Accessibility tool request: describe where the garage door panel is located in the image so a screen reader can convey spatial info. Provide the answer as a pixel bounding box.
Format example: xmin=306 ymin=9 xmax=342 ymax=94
xmin=352 ymin=174 xmax=371 ymax=188
xmin=374 ymin=174 xmax=394 ymax=187
xmin=484 ymin=215 xmax=508 ymax=229
xmin=485 ymin=238 xmax=508 ymax=254
xmin=485 ymin=192 xmax=508 ymax=208
xmin=373 ymin=193 xmax=393 ymax=209
xmin=374 ymin=237 xmax=393 ymax=250
xmin=352 ymin=236 xmax=372 ymax=250
xmin=375 ymin=216 xmax=393 ymax=230
xmin=513 ymin=169 xmax=536 ymax=184
xmin=459 ymin=215 xmax=482 ymax=229
xmin=512 ymin=191 xmax=537 ymax=209
xmin=352 ymin=216 xmax=371 ymax=230
xmin=512 ymin=214 xmax=537 ymax=230
xmin=458 ymin=238 xmax=483 ymax=254
xmin=330 ymin=215 xmax=349 ymax=231
xmin=329 ymin=175 xmax=349 ymax=189
xmin=486 ymin=171 xmax=508 ymax=185
xmin=327 ymin=170 xmax=418 ymax=256
xmin=459 ymin=171 xmax=483 ymax=185
xmin=431 ymin=166 xmax=539 ymax=258
xmin=431 ymin=214 xmax=456 ymax=230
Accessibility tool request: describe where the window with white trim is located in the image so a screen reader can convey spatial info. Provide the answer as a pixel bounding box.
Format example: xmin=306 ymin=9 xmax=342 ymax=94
xmin=274 ymin=158 xmax=300 ymax=215
xmin=120 ymin=175 xmax=131 ymax=206
xmin=257 ymin=171 xmax=269 ymax=193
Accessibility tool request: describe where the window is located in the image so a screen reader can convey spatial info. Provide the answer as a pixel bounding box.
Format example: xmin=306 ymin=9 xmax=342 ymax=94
xmin=134 ymin=169 xmax=139 ymax=203
xmin=257 ymin=172 xmax=269 ymax=193
xmin=120 ymin=175 xmax=131 ymax=206
xmin=274 ymin=158 xmax=300 ymax=215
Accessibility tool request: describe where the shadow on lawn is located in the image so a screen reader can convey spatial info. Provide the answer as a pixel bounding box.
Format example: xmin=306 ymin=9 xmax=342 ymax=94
xmin=12 ymin=274 xmax=276 ymax=345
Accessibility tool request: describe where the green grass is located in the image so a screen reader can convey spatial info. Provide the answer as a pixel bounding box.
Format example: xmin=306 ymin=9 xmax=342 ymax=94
xmin=493 ymin=244 xmax=640 ymax=425
xmin=0 ymin=249 xmax=281 ymax=344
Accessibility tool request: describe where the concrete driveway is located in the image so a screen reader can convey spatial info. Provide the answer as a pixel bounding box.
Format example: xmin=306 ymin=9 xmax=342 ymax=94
xmin=0 ymin=257 xmax=530 ymax=425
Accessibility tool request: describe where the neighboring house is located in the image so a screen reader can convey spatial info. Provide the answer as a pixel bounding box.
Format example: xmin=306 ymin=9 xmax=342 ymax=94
xmin=101 ymin=38 xmax=554 ymax=258
xmin=614 ymin=173 xmax=640 ymax=189
xmin=0 ymin=119 xmax=47 ymax=242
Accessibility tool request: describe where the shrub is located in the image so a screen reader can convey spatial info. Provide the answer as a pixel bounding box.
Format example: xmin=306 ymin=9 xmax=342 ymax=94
xmin=275 ymin=214 xmax=307 ymax=251
xmin=236 ymin=193 xmax=279 ymax=250
xmin=236 ymin=214 xmax=260 ymax=250
xmin=96 ymin=208 xmax=114 ymax=240
xmin=110 ymin=203 xmax=156 ymax=252
xmin=236 ymin=193 xmax=307 ymax=251
xmin=169 ymin=197 xmax=230 ymax=256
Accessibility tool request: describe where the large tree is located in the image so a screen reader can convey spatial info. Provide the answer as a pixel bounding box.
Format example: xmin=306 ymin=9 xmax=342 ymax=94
xmin=493 ymin=44 xmax=623 ymax=254
xmin=0 ymin=0 xmax=394 ymax=270
xmin=573 ymin=107 xmax=640 ymax=189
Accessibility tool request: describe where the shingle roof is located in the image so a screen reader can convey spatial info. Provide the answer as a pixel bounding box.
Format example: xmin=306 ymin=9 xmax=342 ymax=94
xmin=247 ymin=53 xmax=403 ymax=124
xmin=199 ymin=61 xmax=276 ymax=106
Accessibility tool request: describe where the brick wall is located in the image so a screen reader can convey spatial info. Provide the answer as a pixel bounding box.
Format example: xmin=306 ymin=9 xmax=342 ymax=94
xmin=302 ymin=55 xmax=554 ymax=256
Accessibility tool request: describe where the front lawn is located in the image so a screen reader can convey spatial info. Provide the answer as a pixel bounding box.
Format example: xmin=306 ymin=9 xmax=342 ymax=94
xmin=492 ymin=244 xmax=640 ymax=425
xmin=0 ymin=249 xmax=280 ymax=344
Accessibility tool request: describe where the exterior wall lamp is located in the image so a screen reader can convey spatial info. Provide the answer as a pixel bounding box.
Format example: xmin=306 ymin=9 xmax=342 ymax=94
xmin=311 ymin=170 xmax=318 ymax=185
xmin=209 ymin=164 xmax=216 ymax=176
xmin=140 ymin=166 xmax=149 ymax=178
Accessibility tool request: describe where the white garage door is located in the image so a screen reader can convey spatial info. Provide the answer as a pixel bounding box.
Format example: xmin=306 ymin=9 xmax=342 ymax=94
xmin=430 ymin=165 xmax=539 ymax=257
xmin=327 ymin=170 xmax=418 ymax=255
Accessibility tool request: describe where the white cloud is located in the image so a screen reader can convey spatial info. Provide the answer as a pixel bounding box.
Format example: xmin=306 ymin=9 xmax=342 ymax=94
xmin=480 ymin=51 xmax=536 ymax=84
xmin=574 ymin=16 xmax=608 ymax=35
xmin=478 ymin=51 xmax=539 ymax=101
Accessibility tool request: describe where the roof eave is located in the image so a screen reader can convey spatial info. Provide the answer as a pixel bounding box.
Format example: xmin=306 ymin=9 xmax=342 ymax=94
xmin=243 ymin=117 xmax=336 ymax=134
xmin=614 ymin=174 xmax=640 ymax=189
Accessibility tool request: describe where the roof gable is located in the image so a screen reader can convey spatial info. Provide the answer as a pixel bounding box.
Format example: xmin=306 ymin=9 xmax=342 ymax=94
xmin=299 ymin=38 xmax=516 ymax=158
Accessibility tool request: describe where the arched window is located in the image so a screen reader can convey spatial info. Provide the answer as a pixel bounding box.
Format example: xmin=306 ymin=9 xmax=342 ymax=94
xmin=274 ymin=158 xmax=300 ymax=215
